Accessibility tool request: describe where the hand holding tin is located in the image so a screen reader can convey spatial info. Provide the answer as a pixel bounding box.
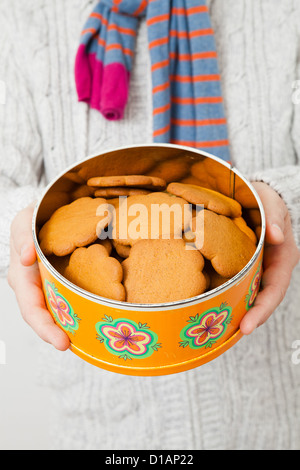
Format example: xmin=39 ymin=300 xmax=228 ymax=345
xmin=240 ymin=182 xmax=300 ymax=335
xmin=7 ymin=203 xmax=70 ymax=351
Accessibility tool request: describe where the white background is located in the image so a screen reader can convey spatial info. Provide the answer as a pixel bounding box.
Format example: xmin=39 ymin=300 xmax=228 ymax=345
xmin=0 ymin=277 xmax=51 ymax=450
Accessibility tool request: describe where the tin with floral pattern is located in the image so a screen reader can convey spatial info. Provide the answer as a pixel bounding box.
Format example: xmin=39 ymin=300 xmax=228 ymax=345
xmin=33 ymin=144 xmax=265 ymax=376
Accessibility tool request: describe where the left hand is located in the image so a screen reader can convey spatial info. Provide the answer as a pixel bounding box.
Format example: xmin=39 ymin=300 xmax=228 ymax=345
xmin=240 ymin=182 xmax=300 ymax=335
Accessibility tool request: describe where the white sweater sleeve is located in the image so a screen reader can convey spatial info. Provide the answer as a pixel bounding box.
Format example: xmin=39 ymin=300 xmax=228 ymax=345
xmin=0 ymin=16 xmax=45 ymax=276
xmin=249 ymin=55 xmax=300 ymax=250
xmin=249 ymin=165 xmax=300 ymax=249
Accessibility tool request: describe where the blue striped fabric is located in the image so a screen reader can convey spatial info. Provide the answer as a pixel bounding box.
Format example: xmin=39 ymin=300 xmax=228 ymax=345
xmin=76 ymin=0 xmax=230 ymax=162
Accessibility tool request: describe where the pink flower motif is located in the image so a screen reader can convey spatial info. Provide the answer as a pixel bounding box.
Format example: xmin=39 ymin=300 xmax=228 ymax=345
xmin=100 ymin=321 xmax=153 ymax=356
xmin=185 ymin=308 xmax=231 ymax=348
xmin=249 ymin=271 xmax=260 ymax=305
xmin=47 ymin=283 xmax=75 ymax=328
xmin=245 ymin=263 xmax=262 ymax=311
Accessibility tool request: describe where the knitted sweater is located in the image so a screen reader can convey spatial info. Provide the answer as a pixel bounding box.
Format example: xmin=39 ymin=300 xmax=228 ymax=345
xmin=1 ymin=0 xmax=300 ymax=450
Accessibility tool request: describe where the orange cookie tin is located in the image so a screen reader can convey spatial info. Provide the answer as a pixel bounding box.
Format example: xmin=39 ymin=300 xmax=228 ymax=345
xmin=32 ymin=144 xmax=265 ymax=376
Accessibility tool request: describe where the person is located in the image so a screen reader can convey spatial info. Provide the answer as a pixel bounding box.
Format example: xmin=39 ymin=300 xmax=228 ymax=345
xmin=1 ymin=0 xmax=300 ymax=450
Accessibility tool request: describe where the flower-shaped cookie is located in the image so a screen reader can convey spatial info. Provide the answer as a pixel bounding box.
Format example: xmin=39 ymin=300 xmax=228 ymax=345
xmin=167 ymin=182 xmax=242 ymax=218
xmin=38 ymin=197 xmax=112 ymax=256
xmin=64 ymin=244 xmax=125 ymax=301
xmin=122 ymin=239 xmax=206 ymax=303
xmin=191 ymin=209 xmax=256 ymax=278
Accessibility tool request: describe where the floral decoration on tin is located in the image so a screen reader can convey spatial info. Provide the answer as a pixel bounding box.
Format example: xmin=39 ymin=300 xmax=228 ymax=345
xmin=179 ymin=303 xmax=232 ymax=349
xmin=96 ymin=316 xmax=161 ymax=360
xmin=45 ymin=280 xmax=80 ymax=334
xmin=245 ymin=262 xmax=262 ymax=311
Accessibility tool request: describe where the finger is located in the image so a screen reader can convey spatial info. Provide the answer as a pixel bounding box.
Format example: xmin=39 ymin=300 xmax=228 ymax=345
xmin=13 ymin=256 xmax=70 ymax=351
xmin=240 ymin=250 xmax=295 ymax=335
xmin=252 ymin=182 xmax=286 ymax=245
xmin=11 ymin=205 xmax=37 ymax=266
xmin=240 ymin=274 xmax=288 ymax=335
xmin=20 ymin=243 xmax=37 ymax=267
xmin=24 ymin=304 xmax=70 ymax=352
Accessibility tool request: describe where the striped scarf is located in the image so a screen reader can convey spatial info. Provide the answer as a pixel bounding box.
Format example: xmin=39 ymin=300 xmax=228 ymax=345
xmin=75 ymin=0 xmax=230 ymax=162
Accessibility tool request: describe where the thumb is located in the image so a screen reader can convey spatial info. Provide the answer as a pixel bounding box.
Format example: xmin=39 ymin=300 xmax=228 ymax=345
xmin=251 ymin=182 xmax=286 ymax=245
xmin=11 ymin=204 xmax=37 ymax=266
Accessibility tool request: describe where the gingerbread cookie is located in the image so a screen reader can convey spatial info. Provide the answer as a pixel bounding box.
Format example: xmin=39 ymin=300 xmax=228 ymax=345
xmin=233 ymin=179 xmax=258 ymax=209
xmin=204 ymin=260 xmax=230 ymax=290
xmin=232 ymin=217 xmax=257 ymax=244
xmin=167 ymin=182 xmax=242 ymax=218
xmin=189 ymin=160 xmax=218 ymax=190
xmin=112 ymin=191 xmax=192 ymax=246
xmin=38 ymin=197 xmax=112 ymax=256
xmin=93 ymin=187 xmax=151 ymax=198
xmin=87 ymin=174 xmax=166 ymax=191
xmin=191 ymin=209 xmax=256 ymax=278
xmin=180 ymin=175 xmax=213 ymax=190
xmin=37 ymin=191 xmax=71 ymax=226
xmin=47 ymin=241 xmax=113 ymax=277
xmin=70 ymin=184 xmax=95 ymax=201
xmin=112 ymin=240 xmax=131 ymax=258
xmin=246 ymin=208 xmax=262 ymax=240
xmin=122 ymin=239 xmax=207 ymax=303
xmin=146 ymin=156 xmax=190 ymax=183
xmin=94 ymin=238 xmax=113 ymax=255
xmin=77 ymin=151 xmax=157 ymax=181
xmin=64 ymin=244 xmax=125 ymax=300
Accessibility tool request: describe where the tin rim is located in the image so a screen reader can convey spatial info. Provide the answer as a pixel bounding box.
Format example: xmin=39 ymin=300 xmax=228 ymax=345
xmin=32 ymin=143 xmax=266 ymax=312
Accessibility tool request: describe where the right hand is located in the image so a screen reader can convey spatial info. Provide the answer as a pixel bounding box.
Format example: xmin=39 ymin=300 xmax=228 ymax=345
xmin=7 ymin=202 xmax=70 ymax=351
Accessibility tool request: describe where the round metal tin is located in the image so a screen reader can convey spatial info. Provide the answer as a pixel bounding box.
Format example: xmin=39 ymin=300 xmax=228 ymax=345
xmin=32 ymin=144 xmax=266 ymax=376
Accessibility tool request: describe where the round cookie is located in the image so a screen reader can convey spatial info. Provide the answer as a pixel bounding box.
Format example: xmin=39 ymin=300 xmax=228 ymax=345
xmin=64 ymin=244 xmax=125 ymax=301
xmin=93 ymin=187 xmax=151 ymax=198
xmin=87 ymin=174 xmax=166 ymax=191
xmin=122 ymin=239 xmax=207 ymax=303
xmin=167 ymin=182 xmax=242 ymax=218
xmin=38 ymin=197 xmax=112 ymax=257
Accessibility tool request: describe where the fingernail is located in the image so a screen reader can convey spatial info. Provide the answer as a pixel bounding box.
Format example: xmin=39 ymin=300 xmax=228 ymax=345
xmin=271 ymin=223 xmax=284 ymax=239
xmin=272 ymin=223 xmax=283 ymax=232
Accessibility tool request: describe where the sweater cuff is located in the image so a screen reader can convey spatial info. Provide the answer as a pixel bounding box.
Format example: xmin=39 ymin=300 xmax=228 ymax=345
xmin=0 ymin=185 xmax=44 ymax=277
xmin=248 ymin=165 xmax=300 ymax=248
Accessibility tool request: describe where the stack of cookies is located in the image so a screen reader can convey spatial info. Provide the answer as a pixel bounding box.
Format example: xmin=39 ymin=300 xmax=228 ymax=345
xmin=38 ymin=167 xmax=258 ymax=304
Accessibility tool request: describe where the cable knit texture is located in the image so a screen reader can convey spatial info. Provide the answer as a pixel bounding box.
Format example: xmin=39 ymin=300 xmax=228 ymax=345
xmin=1 ymin=0 xmax=300 ymax=450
